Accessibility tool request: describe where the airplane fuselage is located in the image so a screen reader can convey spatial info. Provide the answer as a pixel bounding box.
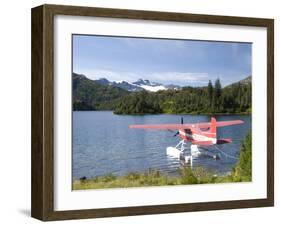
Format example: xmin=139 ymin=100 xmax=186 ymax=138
xmin=179 ymin=128 xmax=216 ymax=146
xmin=129 ymin=117 xmax=242 ymax=146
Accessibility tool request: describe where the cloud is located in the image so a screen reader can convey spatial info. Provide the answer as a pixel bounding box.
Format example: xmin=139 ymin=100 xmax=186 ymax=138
xmin=74 ymin=68 xmax=210 ymax=86
xmin=75 ymin=69 xmax=139 ymax=82
xmin=150 ymin=72 xmax=209 ymax=84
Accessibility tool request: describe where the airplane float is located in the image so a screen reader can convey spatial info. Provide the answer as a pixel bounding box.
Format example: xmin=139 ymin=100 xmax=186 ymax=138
xmin=129 ymin=117 xmax=244 ymax=167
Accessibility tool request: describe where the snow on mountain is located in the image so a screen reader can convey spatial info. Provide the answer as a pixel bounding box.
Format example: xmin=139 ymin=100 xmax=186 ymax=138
xmin=133 ymin=79 xmax=162 ymax=87
xmin=135 ymin=84 xmax=167 ymax=92
xmin=113 ymin=80 xmax=143 ymax=92
xmin=95 ymin=78 xmax=178 ymax=92
xmin=131 ymin=79 xmax=167 ymax=92
xmin=164 ymin=84 xmax=181 ymax=90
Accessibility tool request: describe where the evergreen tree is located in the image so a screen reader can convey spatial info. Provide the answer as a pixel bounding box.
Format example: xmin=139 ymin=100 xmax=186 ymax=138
xmin=207 ymin=80 xmax=213 ymax=109
xmin=73 ymin=72 xmax=252 ymax=114
xmin=214 ymin=78 xmax=222 ymax=111
xmin=232 ymin=132 xmax=252 ymax=181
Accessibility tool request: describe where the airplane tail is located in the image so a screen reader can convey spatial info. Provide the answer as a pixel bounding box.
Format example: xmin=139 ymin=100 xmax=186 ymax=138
xmin=209 ymin=117 xmax=217 ymax=138
xmin=210 ymin=117 xmax=233 ymax=145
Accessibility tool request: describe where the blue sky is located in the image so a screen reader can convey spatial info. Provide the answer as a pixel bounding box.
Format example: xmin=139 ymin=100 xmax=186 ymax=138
xmin=73 ymin=35 xmax=252 ymax=87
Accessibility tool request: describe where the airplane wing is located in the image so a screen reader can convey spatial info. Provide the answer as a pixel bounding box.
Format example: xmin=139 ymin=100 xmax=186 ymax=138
xmin=129 ymin=124 xmax=193 ymax=130
xmin=196 ymin=120 xmax=244 ymax=129
xmin=129 ymin=120 xmax=244 ymax=130
xmin=216 ymin=120 xmax=244 ymax=127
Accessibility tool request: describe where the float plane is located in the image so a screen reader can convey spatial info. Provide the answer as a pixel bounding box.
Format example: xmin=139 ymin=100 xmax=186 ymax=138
xmin=129 ymin=117 xmax=244 ymax=167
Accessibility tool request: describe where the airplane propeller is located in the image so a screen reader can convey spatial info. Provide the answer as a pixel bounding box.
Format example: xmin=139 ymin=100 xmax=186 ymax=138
xmin=167 ymin=117 xmax=184 ymax=136
xmin=172 ymin=117 xmax=183 ymax=137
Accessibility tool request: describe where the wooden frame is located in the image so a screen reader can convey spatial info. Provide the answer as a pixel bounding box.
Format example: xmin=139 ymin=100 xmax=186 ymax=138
xmin=31 ymin=4 xmax=274 ymax=221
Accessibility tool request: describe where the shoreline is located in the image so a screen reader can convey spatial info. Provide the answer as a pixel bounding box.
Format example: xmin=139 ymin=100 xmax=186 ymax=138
xmin=73 ymin=167 xmax=249 ymax=190
xmin=73 ymin=110 xmax=251 ymax=116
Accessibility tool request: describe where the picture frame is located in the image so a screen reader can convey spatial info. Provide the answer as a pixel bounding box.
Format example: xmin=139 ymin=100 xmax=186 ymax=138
xmin=31 ymin=4 xmax=274 ymax=221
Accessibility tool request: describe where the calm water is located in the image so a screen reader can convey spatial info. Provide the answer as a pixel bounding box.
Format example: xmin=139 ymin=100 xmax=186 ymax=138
xmin=73 ymin=111 xmax=251 ymax=180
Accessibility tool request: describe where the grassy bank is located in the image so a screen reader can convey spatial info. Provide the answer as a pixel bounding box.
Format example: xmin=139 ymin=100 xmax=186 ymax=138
xmin=73 ymin=168 xmax=222 ymax=190
xmin=73 ymin=133 xmax=252 ymax=190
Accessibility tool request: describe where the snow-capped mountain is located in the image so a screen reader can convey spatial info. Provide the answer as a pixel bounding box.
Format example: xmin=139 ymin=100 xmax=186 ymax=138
xmin=95 ymin=78 xmax=180 ymax=92
xmin=133 ymin=79 xmax=162 ymax=87
xmin=94 ymin=78 xmax=143 ymax=91
xmin=132 ymin=79 xmax=167 ymax=92
xmin=113 ymin=80 xmax=143 ymax=92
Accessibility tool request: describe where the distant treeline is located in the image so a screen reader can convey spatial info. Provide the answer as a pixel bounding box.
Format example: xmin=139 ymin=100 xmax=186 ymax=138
xmin=73 ymin=73 xmax=251 ymax=114
xmin=114 ymin=79 xmax=251 ymax=114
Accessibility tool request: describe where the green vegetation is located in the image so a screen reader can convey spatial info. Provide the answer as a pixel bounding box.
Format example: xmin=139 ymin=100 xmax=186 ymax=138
xmin=231 ymin=132 xmax=252 ymax=182
xmin=73 ymin=132 xmax=252 ymax=190
xmin=73 ymin=73 xmax=129 ymax=110
xmin=114 ymin=78 xmax=251 ymax=114
xmin=73 ymin=73 xmax=251 ymax=114
xmin=73 ymin=168 xmax=213 ymax=190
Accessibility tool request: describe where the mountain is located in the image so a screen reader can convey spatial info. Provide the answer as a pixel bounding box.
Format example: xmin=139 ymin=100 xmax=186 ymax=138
xmin=73 ymin=73 xmax=251 ymax=114
xmin=240 ymin=76 xmax=251 ymax=85
xmin=94 ymin=78 xmax=179 ymax=92
xmin=95 ymin=78 xmax=143 ymax=91
xmin=73 ymin=73 xmax=129 ymax=110
xmin=164 ymin=84 xmax=181 ymax=90
xmin=132 ymin=79 xmax=167 ymax=92
xmin=114 ymin=76 xmax=252 ymax=114
xmin=113 ymin=81 xmax=144 ymax=92
xmin=133 ymin=79 xmax=162 ymax=86
xmin=225 ymin=76 xmax=251 ymax=88
xmin=94 ymin=78 xmax=111 ymax=86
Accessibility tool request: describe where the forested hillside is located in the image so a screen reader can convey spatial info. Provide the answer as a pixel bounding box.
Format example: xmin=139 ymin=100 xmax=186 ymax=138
xmin=73 ymin=73 xmax=251 ymax=114
xmin=73 ymin=73 xmax=129 ymax=110
xmin=114 ymin=78 xmax=251 ymax=114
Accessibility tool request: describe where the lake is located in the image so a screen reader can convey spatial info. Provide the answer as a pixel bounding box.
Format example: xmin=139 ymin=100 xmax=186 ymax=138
xmin=73 ymin=111 xmax=251 ymax=180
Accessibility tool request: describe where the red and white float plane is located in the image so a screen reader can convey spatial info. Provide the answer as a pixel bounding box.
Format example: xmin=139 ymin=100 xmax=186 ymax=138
xmin=129 ymin=117 xmax=244 ymax=167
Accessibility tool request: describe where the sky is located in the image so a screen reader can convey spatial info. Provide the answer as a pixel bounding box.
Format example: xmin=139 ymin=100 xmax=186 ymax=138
xmin=72 ymin=34 xmax=252 ymax=87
